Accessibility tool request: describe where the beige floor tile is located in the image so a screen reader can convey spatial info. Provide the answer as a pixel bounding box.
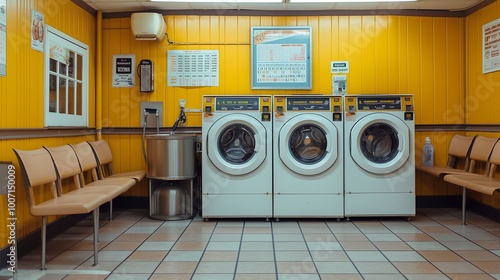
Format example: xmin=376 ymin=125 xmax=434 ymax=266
xmin=455 ymin=250 xmax=500 ymax=262
xmin=340 ymin=241 xmax=378 ymax=250
xmin=373 ymin=241 xmax=413 ymax=251
xmin=102 ymin=241 xmax=142 ymax=251
xmin=64 ymin=275 xmax=108 ymax=280
xmin=149 ymin=274 xmax=192 ymax=280
xmin=418 ymin=250 xmax=464 ymax=262
xmin=445 ymin=273 xmax=496 ymax=280
xmin=234 ymin=273 xmax=276 ymax=280
xmin=236 ymin=261 xmax=276 ymax=273
xmin=238 ymin=251 xmax=274 ymax=262
xmin=432 ymin=261 xmax=484 ymax=274
xmin=396 ymin=233 xmax=435 ymax=242
xmin=155 ymin=261 xmax=198 ymax=273
xmin=320 ymin=274 xmax=363 ymax=280
xmin=147 ymin=232 xmax=182 ymax=241
xmin=114 ymin=233 xmax=150 ymax=242
xmin=172 ymin=241 xmax=207 ymax=250
xmin=334 ymin=233 xmax=369 ymax=242
xmin=195 ymin=261 xmax=237 ymax=273
xmin=201 ymin=251 xmax=239 ymax=262
xmin=276 ymin=261 xmax=316 ymax=274
xmin=392 ymin=261 xmax=442 ymax=274
xmin=127 ymin=250 xmax=168 ymax=261
xmin=471 ymin=261 xmax=500 ymax=274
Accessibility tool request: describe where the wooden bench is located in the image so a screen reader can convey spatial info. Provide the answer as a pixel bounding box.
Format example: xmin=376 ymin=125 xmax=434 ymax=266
xmin=46 ymin=144 xmax=136 ymax=220
xmin=13 ymin=148 xmax=108 ymax=270
xmin=416 ymin=134 xmax=476 ymax=177
xmin=88 ymin=139 xmax=146 ymax=182
xmin=69 ymin=142 xmax=137 ymax=219
xmin=444 ymin=138 xmax=500 ymax=225
xmin=416 ymin=136 xmax=498 ymax=225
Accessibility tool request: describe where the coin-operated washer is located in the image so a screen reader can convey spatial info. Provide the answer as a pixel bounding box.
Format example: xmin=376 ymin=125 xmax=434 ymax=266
xmin=144 ymin=107 xmax=198 ymax=220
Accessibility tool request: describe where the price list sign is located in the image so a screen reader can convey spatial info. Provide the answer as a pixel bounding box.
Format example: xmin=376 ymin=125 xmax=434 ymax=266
xmin=168 ymin=50 xmax=219 ymax=87
xmin=483 ymin=18 xmax=500 ymax=74
xmin=251 ymin=27 xmax=312 ymax=89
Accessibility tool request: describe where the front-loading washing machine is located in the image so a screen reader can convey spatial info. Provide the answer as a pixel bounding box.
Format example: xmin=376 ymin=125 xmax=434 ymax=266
xmin=273 ymin=95 xmax=344 ymax=219
xmin=202 ymin=95 xmax=273 ymax=219
xmin=344 ymin=94 xmax=415 ymax=217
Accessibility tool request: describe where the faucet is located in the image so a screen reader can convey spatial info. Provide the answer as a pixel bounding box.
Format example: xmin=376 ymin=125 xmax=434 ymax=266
xmin=172 ymin=107 xmax=186 ymax=135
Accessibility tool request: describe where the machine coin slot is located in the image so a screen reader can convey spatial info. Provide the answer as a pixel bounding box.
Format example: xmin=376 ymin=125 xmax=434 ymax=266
xmin=406 ymin=105 xmax=413 ymax=111
xmin=262 ymin=113 xmax=271 ymax=122
xmin=348 ymin=105 xmax=355 ymax=112
xmin=205 ymin=106 xmax=212 ymax=113
xmin=277 ymin=106 xmax=283 ymax=113
xmin=334 ymin=105 xmax=340 ymax=112
xmin=138 ymin=59 xmax=154 ymax=92
xmin=263 ymin=106 xmax=270 ymax=112
xmin=333 ymin=113 xmax=342 ymax=121
xmin=405 ymin=112 xmax=414 ymax=121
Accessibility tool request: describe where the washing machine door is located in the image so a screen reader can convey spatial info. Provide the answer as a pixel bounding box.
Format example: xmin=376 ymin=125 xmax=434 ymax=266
xmin=279 ymin=114 xmax=338 ymax=175
xmin=349 ymin=113 xmax=410 ymax=174
xmin=207 ymin=114 xmax=267 ymax=175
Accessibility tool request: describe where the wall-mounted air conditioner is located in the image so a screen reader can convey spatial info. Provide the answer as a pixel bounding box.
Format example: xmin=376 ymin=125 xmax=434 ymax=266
xmin=131 ymin=13 xmax=166 ymax=41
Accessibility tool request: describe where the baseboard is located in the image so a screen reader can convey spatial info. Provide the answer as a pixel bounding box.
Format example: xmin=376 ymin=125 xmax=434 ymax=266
xmin=416 ymin=195 xmax=462 ymax=208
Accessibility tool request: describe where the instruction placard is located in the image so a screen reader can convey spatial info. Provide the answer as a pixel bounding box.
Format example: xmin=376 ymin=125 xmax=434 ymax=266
xmin=168 ymin=50 xmax=219 ymax=87
xmin=483 ymin=18 xmax=500 ymax=74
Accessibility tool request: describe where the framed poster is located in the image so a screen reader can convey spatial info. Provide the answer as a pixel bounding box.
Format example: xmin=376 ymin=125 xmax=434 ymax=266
xmin=112 ymin=54 xmax=135 ymax=87
xmin=251 ymin=26 xmax=312 ymax=89
xmin=483 ymin=18 xmax=500 ymax=74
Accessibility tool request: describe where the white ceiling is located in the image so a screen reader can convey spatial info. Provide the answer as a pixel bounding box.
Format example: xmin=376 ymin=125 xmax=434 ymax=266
xmin=82 ymin=0 xmax=485 ymax=13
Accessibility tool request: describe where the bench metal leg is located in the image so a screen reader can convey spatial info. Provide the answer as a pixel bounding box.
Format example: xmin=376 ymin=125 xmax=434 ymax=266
xmin=92 ymin=208 xmax=99 ymax=266
xmin=40 ymin=216 xmax=47 ymax=270
xmin=109 ymin=200 xmax=113 ymax=221
xmin=462 ymin=187 xmax=467 ymax=225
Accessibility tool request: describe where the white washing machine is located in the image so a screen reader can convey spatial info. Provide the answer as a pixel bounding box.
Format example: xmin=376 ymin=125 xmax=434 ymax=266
xmin=202 ymin=95 xmax=273 ymax=218
xmin=344 ymin=94 xmax=415 ymax=217
xmin=273 ymin=95 xmax=344 ymax=218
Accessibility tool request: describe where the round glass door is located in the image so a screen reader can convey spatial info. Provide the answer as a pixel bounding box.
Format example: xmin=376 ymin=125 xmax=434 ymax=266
xmin=218 ymin=124 xmax=256 ymax=164
xmin=207 ymin=114 xmax=267 ymax=175
xmin=289 ymin=124 xmax=327 ymax=164
xmin=350 ymin=113 xmax=410 ymax=174
xmin=360 ymin=123 xmax=399 ymax=164
xmin=279 ymin=114 xmax=338 ymax=175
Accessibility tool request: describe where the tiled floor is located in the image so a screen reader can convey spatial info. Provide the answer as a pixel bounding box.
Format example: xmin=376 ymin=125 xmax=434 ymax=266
xmin=2 ymin=208 xmax=500 ymax=280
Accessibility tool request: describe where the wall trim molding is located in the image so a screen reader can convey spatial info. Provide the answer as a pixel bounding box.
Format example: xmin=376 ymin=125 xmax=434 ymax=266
xmin=3 ymin=124 xmax=500 ymax=140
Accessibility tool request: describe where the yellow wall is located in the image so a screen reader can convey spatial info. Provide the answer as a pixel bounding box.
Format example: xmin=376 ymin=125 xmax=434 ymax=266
xmin=464 ymin=1 xmax=500 ymax=209
xmin=0 ymin=0 xmax=96 ymax=248
xmin=102 ymin=15 xmax=466 ymax=199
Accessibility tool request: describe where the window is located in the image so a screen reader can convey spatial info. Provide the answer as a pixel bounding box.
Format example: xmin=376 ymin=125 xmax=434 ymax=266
xmin=44 ymin=26 xmax=88 ymax=127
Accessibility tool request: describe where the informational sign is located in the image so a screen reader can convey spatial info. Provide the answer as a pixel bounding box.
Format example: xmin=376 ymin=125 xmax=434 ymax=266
xmin=332 ymin=75 xmax=347 ymax=95
xmin=48 ymin=37 xmax=69 ymax=64
xmin=168 ymin=50 xmax=219 ymax=87
xmin=112 ymin=54 xmax=135 ymax=87
xmin=0 ymin=0 xmax=6 ymax=76
xmin=31 ymin=9 xmax=44 ymax=52
xmin=331 ymin=61 xmax=349 ymax=73
xmin=251 ymin=26 xmax=312 ymax=89
xmin=483 ymin=18 xmax=500 ymax=74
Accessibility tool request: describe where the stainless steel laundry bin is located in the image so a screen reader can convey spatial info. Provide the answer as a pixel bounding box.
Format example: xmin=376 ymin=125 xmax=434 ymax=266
xmin=146 ymin=134 xmax=197 ymax=221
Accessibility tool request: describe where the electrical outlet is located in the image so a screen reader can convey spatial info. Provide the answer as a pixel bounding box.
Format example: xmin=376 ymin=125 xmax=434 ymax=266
xmin=179 ymin=99 xmax=186 ymax=108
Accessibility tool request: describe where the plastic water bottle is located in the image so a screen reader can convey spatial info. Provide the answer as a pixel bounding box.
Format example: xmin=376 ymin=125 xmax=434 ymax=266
xmin=422 ymin=137 xmax=434 ymax=167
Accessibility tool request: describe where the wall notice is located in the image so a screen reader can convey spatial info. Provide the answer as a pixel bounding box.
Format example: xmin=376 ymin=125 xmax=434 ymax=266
xmin=31 ymin=9 xmax=44 ymax=52
xmin=112 ymin=54 xmax=135 ymax=87
xmin=483 ymin=18 xmax=500 ymax=74
xmin=168 ymin=50 xmax=219 ymax=87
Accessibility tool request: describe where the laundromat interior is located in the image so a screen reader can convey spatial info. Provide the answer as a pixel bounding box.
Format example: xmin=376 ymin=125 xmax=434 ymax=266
xmin=1 ymin=0 xmax=500 ymax=278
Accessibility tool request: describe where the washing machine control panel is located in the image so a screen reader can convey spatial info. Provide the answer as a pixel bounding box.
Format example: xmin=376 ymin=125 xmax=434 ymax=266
xmin=202 ymin=96 xmax=272 ymax=121
xmin=274 ymin=96 xmax=342 ymax=112
xmin=344 ymin=95 xmax=413 ymax=113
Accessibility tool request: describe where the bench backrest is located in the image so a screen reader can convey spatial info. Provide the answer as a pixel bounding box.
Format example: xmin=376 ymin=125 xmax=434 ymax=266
xmin=13 ymin=148 xmax=59 ymax=207
xmin=70 ymin=142 xmax=100 ymax=182
xmin=447 ymin=135 xmax=476 ymax=169
xmin=468 ymin=136 xmax=499 ymax=173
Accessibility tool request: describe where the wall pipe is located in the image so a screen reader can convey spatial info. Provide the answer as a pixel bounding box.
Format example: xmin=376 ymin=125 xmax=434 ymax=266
xmin=96 ymin=10 xmax=103 ymax=140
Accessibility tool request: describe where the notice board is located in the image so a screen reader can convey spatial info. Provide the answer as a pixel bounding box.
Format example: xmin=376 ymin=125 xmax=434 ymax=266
xmin=251 ymin=26 xmax=312 ymax=89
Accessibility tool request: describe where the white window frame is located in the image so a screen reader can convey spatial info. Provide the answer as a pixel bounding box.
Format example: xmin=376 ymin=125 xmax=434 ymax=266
xmin=44 ymin=26 xmax=88 ymax=127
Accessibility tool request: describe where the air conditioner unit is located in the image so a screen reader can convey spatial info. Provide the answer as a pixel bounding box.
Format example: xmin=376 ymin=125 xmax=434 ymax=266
xmin=131 ymin=13 xmax=166 ymax=41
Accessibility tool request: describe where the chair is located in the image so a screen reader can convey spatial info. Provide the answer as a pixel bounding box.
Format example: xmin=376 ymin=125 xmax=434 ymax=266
xmin=443 ymin=137 xmax=500 ymax=224
xmin=13 ymin=148 xmax=108 ymax=270
xmin=88 ymin=139 xmax=146 ymax=182
xmin=416 ymin=135 xmax=476 ymax=178
xmin=69 ymin=142 xmax=136 ymax=219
